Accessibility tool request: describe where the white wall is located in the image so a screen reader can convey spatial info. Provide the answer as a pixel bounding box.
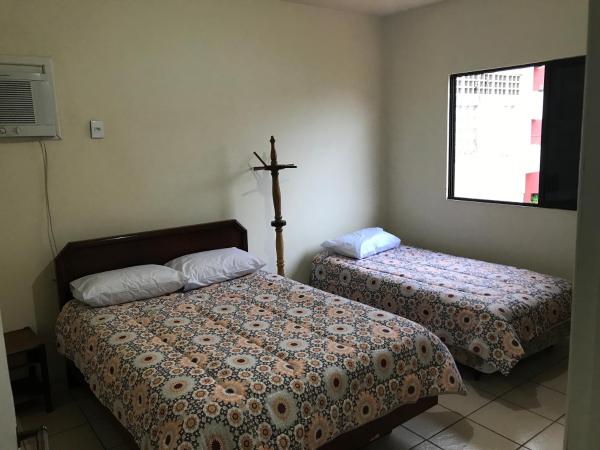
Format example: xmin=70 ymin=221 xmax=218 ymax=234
xmin=382 ymin=0 xmax=588 ymax=279
xmin=566 ymin=0 xmax=600 ymax=447
xmin=0 ymin=0 xmax=383 ymax=369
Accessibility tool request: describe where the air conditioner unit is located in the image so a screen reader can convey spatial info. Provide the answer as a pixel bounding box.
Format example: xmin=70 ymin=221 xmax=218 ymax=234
xmin=0 ymin=56 xmax=60 ymax=139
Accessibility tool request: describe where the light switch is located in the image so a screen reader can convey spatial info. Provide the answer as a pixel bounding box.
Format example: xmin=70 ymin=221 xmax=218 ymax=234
xmin=90 ymin=120 xmax=105 ymax=139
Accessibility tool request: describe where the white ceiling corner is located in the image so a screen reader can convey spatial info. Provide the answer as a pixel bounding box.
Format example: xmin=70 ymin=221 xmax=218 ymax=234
xmin=282 ymin=0 xmax=445 ymax=16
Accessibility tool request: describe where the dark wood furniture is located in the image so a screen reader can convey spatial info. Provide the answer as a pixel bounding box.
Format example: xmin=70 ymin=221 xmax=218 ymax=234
xmin=252 ymin=136 xmax=297 ymax=276
xmin=54 ymin=219 xmax=437 ymax=450
xmin=55 ymin=220 xmax=248 ymax=308
xmin=5 ymin=327 xmax=53 ymax=412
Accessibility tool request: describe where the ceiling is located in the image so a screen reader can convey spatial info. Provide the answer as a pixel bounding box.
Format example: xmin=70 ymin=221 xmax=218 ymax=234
xmin=283 ymin=0 xmax=445 ymax=16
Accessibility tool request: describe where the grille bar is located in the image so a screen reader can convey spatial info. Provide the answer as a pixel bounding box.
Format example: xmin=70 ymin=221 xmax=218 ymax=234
xmin=0 ymin=80 xmax=36 ymax=124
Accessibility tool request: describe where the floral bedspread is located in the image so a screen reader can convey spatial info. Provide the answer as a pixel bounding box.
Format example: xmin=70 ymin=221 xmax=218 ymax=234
xmin=56 ymin=270 xmax=464 ymax=450
xmin=310 ymin=247 xmax=572 ymax=375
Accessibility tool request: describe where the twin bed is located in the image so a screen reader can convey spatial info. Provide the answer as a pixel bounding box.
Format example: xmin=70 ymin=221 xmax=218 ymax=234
xmin=310 ymin=244 xmax=572 ymax=375
xmin=54 ymin=221 xmax=464 ymax=450
xmin=54 ymin=220 xmax=571 ymax=449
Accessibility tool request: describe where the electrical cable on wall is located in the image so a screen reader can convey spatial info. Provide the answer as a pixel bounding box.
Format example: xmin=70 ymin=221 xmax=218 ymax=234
xmin=39 ymin=140 xmax=58 ymax=257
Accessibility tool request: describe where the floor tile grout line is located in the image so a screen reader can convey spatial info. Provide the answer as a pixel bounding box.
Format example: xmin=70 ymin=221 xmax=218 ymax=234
xmin=463 ymin=383 xmax=508 ymax=400
xmin=459 ymin=369 xmax=567 ymax=423
xmin=407 ymin=437 xmax=442 ymax=449
xmin=553 ymin=414 xmax=566 ymax=425
xmin=88 ymin=421 xmax=111 ymax=450
xmin=491 ymin=386 xmax=566 ymax=422
xmin=458 ymin=385 xmax=509 ymax=405
xmin=520 ymin=417 xmax=562 ymax=448
xmin=463 ymin=372 xmax=562 ymax=442
xmin=44 ymin=422 xmax=89 ymax=439
xmin=518 ymin=376 xmax=567 ymax=395
xmin=466 ymin=413 xmax=548 ymax=447
xmin=514 ymin=362 xmax=568 ymax=395
xmin=413 ymin=404 xmax=471 ymax=442
xmin=529 ymin=382 xmax=567 ymax=396
xmin=517 ymin=362 xmax=568 ymax=393
xmin=441 ymin=387 xmax=520 ymax=444
xmin=447 ymin=378 xmax=513 ymax=417
xmin=25 ymin=404 xmax=89 ymax=437
xmin=404 ymin=404 xmax=464 ymax=441
xmin=430 ymin=379 xmax=527 ymax=444
xmin=424 ymin=439 xmax=443 ymax=449
xmin=439 ymin=394 xmax=496 ymax=419
xmin=462 ymin=368 xmax=531 ymax=399
xmin=72 ymin=397 xmax=109 ymax=450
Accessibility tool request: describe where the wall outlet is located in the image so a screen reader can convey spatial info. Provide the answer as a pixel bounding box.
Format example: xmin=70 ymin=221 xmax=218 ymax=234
xmin=90 ymin=120 xmax=105 ymax=139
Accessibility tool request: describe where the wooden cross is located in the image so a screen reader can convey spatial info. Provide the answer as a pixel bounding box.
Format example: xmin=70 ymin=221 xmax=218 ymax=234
xmin=252 ymin=136 xmax=297 ymax=276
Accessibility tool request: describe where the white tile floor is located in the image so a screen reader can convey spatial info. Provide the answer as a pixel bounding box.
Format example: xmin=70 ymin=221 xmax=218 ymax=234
xmin=368 ymin=341 xmax=569 ymax=450
xmin=19 ymin=341 xmax=568 ymax=450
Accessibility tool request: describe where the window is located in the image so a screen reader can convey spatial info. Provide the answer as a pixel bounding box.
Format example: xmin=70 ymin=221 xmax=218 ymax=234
xmin=448 ymin=56 xmax=586 ymax=210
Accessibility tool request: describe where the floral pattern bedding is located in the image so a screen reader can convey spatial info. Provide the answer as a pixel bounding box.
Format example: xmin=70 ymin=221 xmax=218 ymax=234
xmin=56 ymin=270 xmax=464 ymax=450
xmin=310 ymin=247 xmax=572 ymax=375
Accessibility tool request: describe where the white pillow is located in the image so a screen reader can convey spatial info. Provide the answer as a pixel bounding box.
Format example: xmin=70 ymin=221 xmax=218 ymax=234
xmin=321 ymin=227 xmax=401 ymax=259
xmin=165 ymin=247 xmax=266 ymax=291
xmin=70 ymin=264 xmax=186 ymax=307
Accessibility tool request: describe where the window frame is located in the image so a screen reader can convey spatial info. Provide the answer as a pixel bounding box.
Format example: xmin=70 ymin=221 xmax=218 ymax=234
xmin=447 ymin=56 xmax=585 ymax=210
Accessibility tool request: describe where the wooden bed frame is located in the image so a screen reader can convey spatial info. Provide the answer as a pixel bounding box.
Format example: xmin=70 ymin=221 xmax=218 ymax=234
xmin=54 ymin=219 xmax=437 ymax=450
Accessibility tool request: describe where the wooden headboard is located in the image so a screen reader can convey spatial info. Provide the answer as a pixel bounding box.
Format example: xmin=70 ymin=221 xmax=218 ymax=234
xmin=54 ymin=220 xmax=248 ymax=308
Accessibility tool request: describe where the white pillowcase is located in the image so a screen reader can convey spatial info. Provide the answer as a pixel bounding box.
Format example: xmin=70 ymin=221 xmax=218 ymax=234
xmin=321 ymin=227 xmax=401 ymax=259
xmin=70 ymin=264 xmax=186 ymax=307
xmin=165 ymin=247 xmax=266 ymax=291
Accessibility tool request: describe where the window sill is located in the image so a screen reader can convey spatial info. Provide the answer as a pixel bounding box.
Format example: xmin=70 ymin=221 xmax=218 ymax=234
xmin=447 ymin=196 xmax=576 ymax=211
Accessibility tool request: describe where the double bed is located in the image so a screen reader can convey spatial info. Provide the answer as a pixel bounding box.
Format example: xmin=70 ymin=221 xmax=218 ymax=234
xmin=310 ymin=245 xmax=571 ymax=375
xmin=54 ymin=221 xmax=464 ymax=450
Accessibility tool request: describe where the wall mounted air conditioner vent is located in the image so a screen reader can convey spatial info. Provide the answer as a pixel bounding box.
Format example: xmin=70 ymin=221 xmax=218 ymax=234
xmin=0 ymin=56 xmax=60 ymax=139
xmin=0 ymin=80 xmax=36 ymax=123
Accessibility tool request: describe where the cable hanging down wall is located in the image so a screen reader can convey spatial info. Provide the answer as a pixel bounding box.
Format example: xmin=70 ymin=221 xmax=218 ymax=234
xmin=39 ymin=140 xmax=58 ymax=257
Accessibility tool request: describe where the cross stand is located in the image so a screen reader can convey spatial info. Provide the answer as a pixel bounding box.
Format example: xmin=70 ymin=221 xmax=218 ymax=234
xmin=252 ymin=136 xmax=297 ymax=276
